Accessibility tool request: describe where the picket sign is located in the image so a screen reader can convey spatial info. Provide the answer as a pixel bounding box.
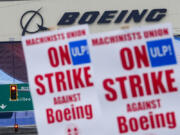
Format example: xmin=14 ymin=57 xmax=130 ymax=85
xmin=89 ymin=23 xmax=180 ymax=135
xmin=22 ymin=25 xmax=103 ymax=135
xmin=22 ymin=23 xmax=180 ymax=135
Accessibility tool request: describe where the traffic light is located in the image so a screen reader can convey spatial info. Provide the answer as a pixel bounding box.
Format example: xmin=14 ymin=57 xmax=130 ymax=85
xmin=14 ymin=124 xmax=19 ymax=132
xmin=10 ymin=84 xmax=18 ymax=101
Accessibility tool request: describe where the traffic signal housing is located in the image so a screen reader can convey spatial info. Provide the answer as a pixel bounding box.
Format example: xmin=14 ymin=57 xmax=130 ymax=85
xmin=10 ymin=84 xmax=18 ymax=101
xmin=14 ymin=124 xmax=19 ymax=132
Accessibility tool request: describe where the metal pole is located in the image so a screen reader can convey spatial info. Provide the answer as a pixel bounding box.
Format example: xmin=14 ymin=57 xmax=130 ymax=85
xmin=14 ymin=112 xmax=19 ymax=132
xmin=9 ymin=38 xmax=19 ymax=132
xmin=15 ymin=112 xmax=16 ymax=124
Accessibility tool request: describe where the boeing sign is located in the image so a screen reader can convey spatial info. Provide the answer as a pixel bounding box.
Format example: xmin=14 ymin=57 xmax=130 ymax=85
xmin=20 ymin=8 xmax=167 ymax=35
